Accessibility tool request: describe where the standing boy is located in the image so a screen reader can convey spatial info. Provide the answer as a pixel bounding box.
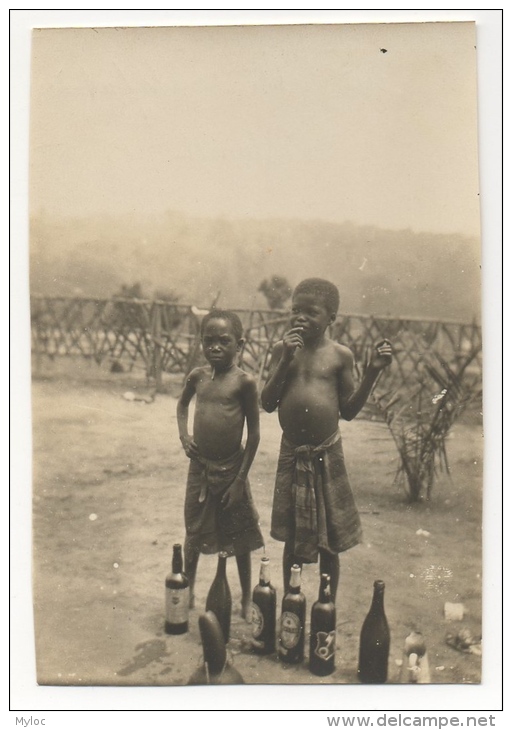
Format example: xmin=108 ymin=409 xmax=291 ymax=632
xmin=177 ymin=309 xmax=263 ymax=617
xmin=261 ymin=278 xmax=392 ymax=600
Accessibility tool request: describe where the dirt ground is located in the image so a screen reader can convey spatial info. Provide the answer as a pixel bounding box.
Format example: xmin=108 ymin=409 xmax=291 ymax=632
xmin=31 ymin=366 xmax=483 ymax=687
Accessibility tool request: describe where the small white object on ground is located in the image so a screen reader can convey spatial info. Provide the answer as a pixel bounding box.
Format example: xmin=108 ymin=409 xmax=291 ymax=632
xmin=444 ymin=602 xmax=465 ymax=621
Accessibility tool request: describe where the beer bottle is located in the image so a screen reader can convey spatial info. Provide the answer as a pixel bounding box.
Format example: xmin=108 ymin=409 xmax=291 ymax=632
xmin=205 ymin=551 xmax=232 ymax=643
xmin=309 ymin=573 xmax=336 ymax=676
xmin=357 ymin=579 xmax=390 ymax=683
xmin=164 ymin=543 xmax=190 ymax=635
xmin=250 ymin=556 xmax=277 ymax=655
xmin=278 ymin=564 xmax=306 ymax=664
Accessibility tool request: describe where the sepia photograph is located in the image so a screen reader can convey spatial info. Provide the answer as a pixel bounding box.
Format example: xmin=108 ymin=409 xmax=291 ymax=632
xmin=11 ymin=8 xmax=503 ymax=716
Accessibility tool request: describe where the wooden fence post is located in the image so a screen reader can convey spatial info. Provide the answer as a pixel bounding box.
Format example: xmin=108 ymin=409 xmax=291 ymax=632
xmin=151 ymin=303 xmax=164 ymax=393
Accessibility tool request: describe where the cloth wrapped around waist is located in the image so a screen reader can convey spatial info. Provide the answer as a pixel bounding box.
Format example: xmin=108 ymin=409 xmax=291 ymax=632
xmin=184 ymin=448 xmax=263 ymax=555
xmin=270 ymin=430 xmax=362 ymax=562
xmin=195 ymin=451 xmax=242 ymax=503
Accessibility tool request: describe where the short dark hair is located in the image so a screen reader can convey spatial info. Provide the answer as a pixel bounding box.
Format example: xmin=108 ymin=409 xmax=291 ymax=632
xmin=200 ymin=309 xmax=244 ymax=340
xmin=293 ymin=278 xmax=340 ymax=315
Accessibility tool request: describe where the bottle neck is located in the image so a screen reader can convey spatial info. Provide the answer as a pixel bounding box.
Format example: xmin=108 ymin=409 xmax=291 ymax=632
xmin=289 ymin=566 xmax=301 ymax=593
xmin=318 ymin=574 xmax=332 ymax=603
xmin=370 ymin=581 xmax=385 ymax=613
xmin=216 ymin=552 xmax=228 ymax=577
xmin=171 ymin=545 xmax=183 ymax=574
xmin=259 ymin=559 xmax=271 ymax=586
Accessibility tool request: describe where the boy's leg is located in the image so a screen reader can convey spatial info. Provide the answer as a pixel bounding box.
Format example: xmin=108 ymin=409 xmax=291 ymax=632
xmin=283 ymin=540 xmax=303 ymax=593
xmin=235 ymin=552 xmax=252 ymax=620
xmin=184 ymin=536 xmax=200 ymax=609
xmin=319 ymin=549 xmax=340 ymax=602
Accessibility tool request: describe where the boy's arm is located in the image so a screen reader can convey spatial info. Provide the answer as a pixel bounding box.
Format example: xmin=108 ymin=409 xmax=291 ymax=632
xmin=221 ymin=376 xmax=260 ymax=508
xmin=176 ymin=369 xmax=200 ymax=459
xmin=338 ymin=340 xmax=392 ymax=421
xmin=260 ymin=329 xmax=303 ymax=412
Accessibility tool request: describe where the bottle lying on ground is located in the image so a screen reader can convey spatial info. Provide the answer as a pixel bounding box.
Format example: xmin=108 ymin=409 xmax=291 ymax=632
xmin=357 ymin=579 xmax=390 ymax=683
xmin=309 ymin=573 xmax=336 ymax=676
xmin=164 ymin=543 xmax=189 ymax=635
xmin=187 ymin=611 xmax=244 ymax=685
xmin=278 ymin=564 xmax=306 ymax=664
xmin=205 ymin=550 xmax=231 ymax=644
xmin=250 ymin=556 xmax=277 ymax=655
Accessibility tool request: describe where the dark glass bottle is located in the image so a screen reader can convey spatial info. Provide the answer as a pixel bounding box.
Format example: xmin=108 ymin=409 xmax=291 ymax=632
xmin=278 ymin=564 xmax=306 ymax=664
xmin=250 ymin=556 xmax=277 ymax=655
xmin=357 ymin=580 xmax=390 ymax=683
xmin=164 ymin=543 xmax=190 ymax=634
xmin=205 ymin=551 xmax=232 ymax=644
xmin=187 ymin=611 xmax=245 ymax=685
xmin=309 ymin=573 xmax=336 ymax=676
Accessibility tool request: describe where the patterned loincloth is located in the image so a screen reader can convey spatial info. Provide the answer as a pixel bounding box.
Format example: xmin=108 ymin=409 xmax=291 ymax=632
xmin=270 ymin=430 xmax=362 ymax=562
xmin=184 ymin=448 xmax=264 ymax=556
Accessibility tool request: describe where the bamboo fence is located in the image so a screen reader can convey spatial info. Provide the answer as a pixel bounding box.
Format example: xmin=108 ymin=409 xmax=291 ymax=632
xmin=30 ymin=296 xmax=482 ymax=396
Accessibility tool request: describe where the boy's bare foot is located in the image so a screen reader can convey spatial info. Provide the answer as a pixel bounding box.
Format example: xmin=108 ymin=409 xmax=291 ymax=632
xmin=240 ymin=599 xmax=252 ymax=622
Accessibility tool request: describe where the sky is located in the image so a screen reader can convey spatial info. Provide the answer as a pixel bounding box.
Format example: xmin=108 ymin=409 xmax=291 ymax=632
xmin=29 ymin=20 xmax=482 ymax=236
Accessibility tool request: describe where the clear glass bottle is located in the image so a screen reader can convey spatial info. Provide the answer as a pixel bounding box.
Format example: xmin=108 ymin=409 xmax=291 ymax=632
xmin=399 ymin=631 xmax=431 ymax=683
xmin=357 ymin=579 xmax=390 ymax=683
xmin=250 ymin=556 xmax=277 ymax=655
xmin=309 ymin=573 xmax=336 ymax=676
xmin=278 ymin=564 xmax=306 ymax=664
xmin=164 ymin=543 xmax=190 ymax=635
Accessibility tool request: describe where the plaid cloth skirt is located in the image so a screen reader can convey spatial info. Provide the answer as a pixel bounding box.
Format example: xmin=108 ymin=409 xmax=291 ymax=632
xmin=270 ymin=430 xmax=362 ymax=562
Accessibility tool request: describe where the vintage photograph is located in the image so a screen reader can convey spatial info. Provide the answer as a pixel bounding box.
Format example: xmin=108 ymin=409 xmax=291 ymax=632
xmin=27 ymin=19 xmax=485 ymax=691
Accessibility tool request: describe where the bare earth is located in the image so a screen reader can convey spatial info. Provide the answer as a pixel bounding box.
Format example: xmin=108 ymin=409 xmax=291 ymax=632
xmin=31 ymin=373 xmax=483 ymax=687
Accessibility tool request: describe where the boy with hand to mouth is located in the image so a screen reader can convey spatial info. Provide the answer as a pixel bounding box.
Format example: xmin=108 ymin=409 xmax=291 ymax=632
xmin=261 ymin=278 xmax=392 ymax=600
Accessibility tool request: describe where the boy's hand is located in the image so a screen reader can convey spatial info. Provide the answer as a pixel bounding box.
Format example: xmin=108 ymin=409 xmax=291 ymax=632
xmin=180 ymin=435 xmax=200 ymax=459
xmin=370 ymin=339 xmax=393 ymax=371
xmin=221 ymin=475 xmax=245 ymax=509
xmin=282 ymin=327 xmax=305 ymax=362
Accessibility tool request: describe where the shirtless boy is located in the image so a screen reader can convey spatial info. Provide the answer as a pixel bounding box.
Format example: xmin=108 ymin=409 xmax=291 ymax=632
xmin=261 ymin=278 xmax=392 ymax=600
xmin=177 ymin=310 xmax=263 ymax=616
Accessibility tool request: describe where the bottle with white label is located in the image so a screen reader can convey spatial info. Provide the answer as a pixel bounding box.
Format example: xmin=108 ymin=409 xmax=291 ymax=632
xmin=309 ymin=573 xmax=336 ymax=676
xmin=164 ymin=543 xmax=190 ymax=635
xmin=278 ymin=564 xmax=306 ymax=664
xmin=250 ymin=556 xmax=277 ymax=655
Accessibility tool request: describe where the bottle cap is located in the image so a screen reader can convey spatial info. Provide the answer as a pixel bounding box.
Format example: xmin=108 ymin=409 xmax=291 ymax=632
xmin=259 ymin=556 xmax=271 ymax=583
xmin=290 ymin=564 xmax=301 ymax=588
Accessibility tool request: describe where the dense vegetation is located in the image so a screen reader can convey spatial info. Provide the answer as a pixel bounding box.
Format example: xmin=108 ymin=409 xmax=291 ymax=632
xmin=30 ymin=210 xmax=481 ymax=321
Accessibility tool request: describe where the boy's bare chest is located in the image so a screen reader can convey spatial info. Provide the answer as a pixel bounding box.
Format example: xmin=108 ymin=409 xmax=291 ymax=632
xmin=289 ymin=352 xmax=339 ymax=384
xmin=195 ymin=376 xmax=241 ymax=408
